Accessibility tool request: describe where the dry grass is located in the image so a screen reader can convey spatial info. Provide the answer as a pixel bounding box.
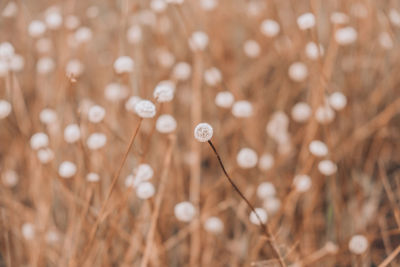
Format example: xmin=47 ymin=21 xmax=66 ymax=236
xmin=1 ymin=0 xmax=400 ymax=266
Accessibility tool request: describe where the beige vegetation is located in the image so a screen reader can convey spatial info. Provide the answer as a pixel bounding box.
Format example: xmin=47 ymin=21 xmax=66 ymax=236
xmin=0 ymin=0 xmax=400 ymax=266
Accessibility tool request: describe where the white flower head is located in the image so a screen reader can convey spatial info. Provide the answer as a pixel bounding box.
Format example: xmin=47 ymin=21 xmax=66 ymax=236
xmin=291 ymin=102 xmax=311 ymax=123
xmin=194 ymin=123 xmax=213 ymax=142
xmin=315 ymin=104 xmax=335 ymax=124
xmin=86 ymin=172 xmax=100 ymax=182
xmin=263 ymin=197 xmax=281 ymax=215
xmin=30 ymin=132 xmax=49 ymax=150
xmin=127 ymin=25 xmax=142 ymax=44
xmin=257 ymin=182 xmax=276 ymax=199
xmin=88 ymin=105 xmax=105 ymax=123
xmin=2 ymin=170 xmax=18 ymax=187
xmin=297 ymin=13 xmax=315 ymax=30
xmin=172 ymin=62 xmax=191 ymax=81
xmin=2 ymin=2 xmax=18 ymax=18
xmin=39 ymin=108 xmax=57 ymax=125
xmin=318 ymin=160 xmax=337 ymax=176
xmin=189 ymin=31 xmax=209 ymax=51
xmin=335 ymin=27 xmax=357 ymax=45
xmin=174 ymin=201 xmax=196 ymax=222
xmin=237 ymin=148 xmax=258 ymax=169
xmin=156 ymin=114 xmax=177 ymax=133
xmin=288 ymin=62 xmax=308 ymax=82
xmin=349 ymin=235 xmax=368 ymax=255
xmin=215 ymin=91 xmax=234 ymax=108
xmin=64 ymin=124 xmax=81 ymax=143
xmin=66 ymin=59 xmax=84 ymax=77
xmin=260 ymin=19 xmax=280 ymax=37
xmin=204 ymin=67 xmax=222 ymax=86
xmin=258 ymin=153 xmax=274 ymax=171
xmin=0 ymin=42 xmax=15 ymax=60
xmin=309 ymin=140 xmax=328 ymax=157
xmin=133 ymin=164 xmax=154 ymax=186
xmin=153 ymin=80 xmax=175 ymax=102
xmin=104 ymin=83 xmax=128 ymax=102
xmin=329 ymin=92 xmax=347 ymax=111
xmin=86 ymin=133 xmax=107 ymax=150
xmin=45 ymin=10 xmax=63 ymax=30
xmin=37 ymin=57 xmax=55 ymax=74
xmin=330 ymin=12 xmax=349 ymax=25
xmin=293 ymin=174 xmax=311 ymax=192
xmin=114 ymin=56 xmax=134 ymax=74
xmin=204 ymin=217 xmax=224 ymax=233
xmin=249 ymin=208 xmax=267 ymax=225
xmin=58 ymin=161 xmax=77 ymax=178
xmin=74 ymin=27 xmax=93 ymax=44
xmin=136 ymin=182 xmax=155 ymax=199
xmin=135 ymin=100 xmax=156 ymax=118
xmin=243 ymin=40 xmax=261 ymax=58
xmin=37 ymin=148 xmax=54 ymax=164
xmin=232 ymin=100 xmax=253 ymax=118
xmin=22 ymin=223 xmax=35 ymax=240
xmin=125 ymin=96 xmax=142 ymax=112
xmin=28 ymin=20 xmax=46 ymax=37
xmin=305 ymin=42 xmax=324 ymax=60
xmin=0 ymin=100 xmax=12 ymax=119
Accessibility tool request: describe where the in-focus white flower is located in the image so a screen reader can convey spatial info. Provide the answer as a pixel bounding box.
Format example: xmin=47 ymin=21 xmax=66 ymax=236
xmin=236 ymin=148 xmax=258 ymax=169
xmin=58 ymin=161 xmax=77 ymax=178
xmin=0 ymin=100 xmax=12 ymax=119
xmin=86 ymin=133 xmax=107 ymax=150
xmin=215 ymin=91 xmax=234 ymax=108
xmin=232 ymin=100 xmax=253 ymax=118
xmin=88 ymin=105 xmax=105 ymax=123
xmin=194 ymin=123 xmax=213 ymax=142
xmin=288 ymin=62 xmax=308 ymax=82
xmin=204 ymin=216 xmax=224 ymax=233
xmin=28 ymin=20 xmax=46 ymax=37
xmin=136 ymin=182 xmax=155 ymax=199
xmin=335 ymin=27 xmax=357 ymax=45
xmin=135 ymin=100 xmax=156 ymax=118
xmin=291 ymin=102 xmax=311 ymax=122
xmin=257 ymin=182 xmax=276 ymax=199
xmin=114 ymin=56 xmax=134 ymax=74
xmin=156 ymin=114 xmax=177 ymax=133
xmin=30 ymin=132 xmax=49 ymax=150
xmin=2 ymin=170 xmax=18 ymax=187
xmin=243 ymin=40 xmax=261 ymax=58
xmin=37 ymin=148 xmax=54 ymax=164
xmin=39 ymin=108 xmax=57 ymax=125
xmin=64 ymin=124 xmax=81 ymax=143
xmin=293 ymin=174 xmax=311 ymax=192
xmin=174 ymin=201 xmax=196 ymax=222
xmin=173 ymin=62 xmax=191 ymax=81
xmin=249 ymin=208 xmax=267 ymax=225
xmin=153 ymin=80 xmax=175 ymax=102
xmin=86 ymin=172 xmax=100 ymax=182
xmin=189 ymin=31 xmax=209 ymax=51
xmin=260 ymin=19 xmax=280 ymax=37
xmin=204 ymin=67 xmax=222 ymax=86
xmin=297 ymin=13 xmax=315 ymax=30
xmin=258 ymin=153 xmax=274 ymax=171
xmin=309 ymin=140 xmax=328 ymax=157
xmin=318 ymin=160 xmax=337 ymax=176
xmin=125 ymin=96 xmax=142 ymax=112
xmin=348 ymin=235 xmax=368 ymax=255
xmin=22 ymin=223 xmax=35 ymax=240
xmin=329 ymin=92 xmax=347 ymax=111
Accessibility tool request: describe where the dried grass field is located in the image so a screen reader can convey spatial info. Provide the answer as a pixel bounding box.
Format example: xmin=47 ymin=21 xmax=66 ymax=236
xmin=0 ymin=0 xmax=400 ymax=266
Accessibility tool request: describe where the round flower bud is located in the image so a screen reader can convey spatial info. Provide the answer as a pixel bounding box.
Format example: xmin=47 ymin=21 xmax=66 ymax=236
xmin=249 ymin=208 xmax=267 ymax=225
xmin=153 ymin=80 xmax=175 ymax=102
xmin=263 ymin=197 xmax=281 ymax=215
xmin=309 ymin=140 xmax=328 ymax=157
xmin=36 ymin=57 xmax=55 ymax=74
xmin=104 ymin=83 xmax=128 ymax=102
xmin=258 ymin=153 xmax=274 ymax=171
xmin=45 ymin=11 xmax=63 ymax=30
xmin=113 ymin=56 xmax=134 ymax=74
xmin=88 ymin=105 xmax=105 ymax=123
xmin=348 ymin=235 xmax=368 ymax=255
xmin=329 ymin=92 xmax=347 ymax=111
xmin=297 ymin=13 xmax=315 ymax=30
xmin=0 ymin=100 xmax=12 ymax=119
xmin=260 ymin=19 xmax=280 ymax=37
xmin=204 ymin=67 xmax=222 ymax=86
xmin=237 ymin=148 xmax=258 ymax=169
xmin=305 ymin=42 xmax=324 ymax=60
xmin=173 ymin=62 xmax=191 ymax=81
xmin=28 ymin=20 xmax=46 ymax=37
xmin=215 ymin=91 xmax=234 ymax=108
xmin=330 ymin=12 xmax=349 ymax=25
xmin=0 ymin=42 xmax=14 ymax=60
xmin=315 ymin=105 xmax=335 ymax=124
xmin=136 ymin=182 xmax=155 ymax=199
xmin=133 ymin=163 xmax=154 ymax=186
xmin=74 ymin=27 xmax=93 ymax=44
xmin=243 ymin=40 xmax=261 ymax=58
xmin=156 ymin=114 xmax=177 ymax=133
xmin=64 ymin=124 xmax=81 ymax=143
xmin=291 ymin=102 xmax=311 ymax=122
xmin=293 ymin=174 xmax=311 ymax=192
xmin=174 ymin=201 xmax=196 ymax=222
xmin=232 ymin=100 xmax=253 ymax=118
xmin=288 ymin=62 xmax=308 ymax=82
xmin=66 ymin=59 xmax=84 ymax=77
xmin=86 ymin=133 xmax=107 ymax=150
xmin=37 ymin=148 xmax=54 ymax=163
xmin=86 ymin=172 xmax=99 ymax=182
xmin=204 ymin=217 xmax=224 ymax=234
xmin=125 ymin=96 xmax=141 ymax=112
xmin=58 ymin=161 xmax=77 ymax=178
xmin=135 ymin=100 xmax=156 ymax=118
xmin=257 ymin=182 xmax=276 ymax=199
xmin=2 ymin=170 xmax=18 ymax=187
xmin=335 ymin=27 xmax=357 ymax=45
xmin=30 ymin=132 xmax=49 ymax=150
xmin=189 ymin=31 xmax=209 ymax=51
xmin=39 ymin=108 xmax=57 ymax=125
xmin=318 ymin=160 xmax=337 ymax=176
xmin=127 ymin=25 xmax=142 ymax=44
xmin=22 ymin=223 xmax=35 ymax=240
xmin=194 ymin=123 xmax=213 ymax=142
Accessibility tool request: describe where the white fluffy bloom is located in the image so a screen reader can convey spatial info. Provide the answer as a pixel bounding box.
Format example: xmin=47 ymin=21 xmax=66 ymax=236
xmin=204 ymin=217 xmax=224 ymax=233
xmin=309 ymin=140 xmax=328 ymax=157
xmin=215 ymin=91 xmax=234 ymax=108
xmin=293 ymin=174 xmax=311 ymax=192
xmin=0 ymin=42 xmax=14 ymax=60
xmin=88 ymin=105 xmax=105 ymax=123
xmin=10 ymin=54 xmax=25 ymax=72
xmin=288 ymin=62 xmax=308 ymax=82
xmin=37 ymin=148 xmax=54 ymax=164
xmin=22 ymin=223 xmax=35 ymax=240
xmin=156 ymin=49 xmax=175 ymax=68
xmin=86 ymin=133 xmax=107 ymax=150
xmin=173 ymin=62 xmax=191 ymax=81
xmin=66 ymin=59 xmax=84 ymax=77
xmin=0 ymin=100 xmax=12 ymax=119
xmin=104 ymin=83 xmax=128 ymax=102
xmin=153 ymin=80 xmax=175 ymax=102
xmin=266 ymin=111 xmax=289 ymax=140
xmin=30 ymin=132 xmax=49 ymax=150
xmin=329 ymin=92 xmax=347 ymax=111
xmin=204 ymin=67 xmax=222 ymax=86
xmin=125 ymin=96 xmax=141 ymax=112
xmin=2 ymin=170 xmax=18 ymax=187
xmin=39 ymin=108 xmax=57 ymax=125
xmin=318 ymin=160 xmax=337 ymax=176
xmin=86 ymin=172 xmax=100 ymax=182
xmin=36 ymin=57 xmax=55 ymax=74
xmin=64 ymin=124 xmax=81 ymax=143
xmin=232 ymin=100 xmax=253 ymax=118
xmin=194 ymin=123 xmax=213 ymax=142
xmin=74 ymin=27 xmax=93 ymax=44
xmin=348 ymin=235 xmax=368 ymax=255
xmin=127 ymin=25 xmax=142 ymax=44
xmin=330 ymin=12 xmax=349 ymax=24
xmin=389 ymin=9 xmax=400 ymax=27
xmin=260 ymin=19 xmax=280 ymax=37
xmin=243 ymin=40 xmax=261 ymax=58
xmin=189 ymin=31 xmax=209 ymax=51
xmin=237 ymin=148 xmax=258 ymax=169
xmin=200 ymin=0 xmax=218 ymax=11
xmin=263 ymin=197 xmax=281 ymax=215
xmin=114 ymin=56 xmax=134 ymax=74
xmin=258 ymin=153 xmax=274 ymax=171
xmin=257 ymin=182 xmax=276 ymax=199
xmin=135 ymin=100 xmax=156 ymax=118
xmin=28 ymin=20 xmax=46 ymax=37
xmin=45 ymin=11 xmax=63 ymax=30
xmin=58 ymin=161 xmax=77 ymax=178
xmin=291 ymin=102 xmax=311 ymax=122
xmin=174 ymin=201 xmax=196 ymax=222
xmin=151 ymin=0 xmax=167 ymax=13
xmin=335 ymin=27 xmax=357 ymax=45
xmin=133 ymin=164 xmax=154 ymax=186
xmin=156 ymin=114 xmax=177 ymax=133
xmin=297 ymin=13 xmax=315 ymax=30
xmin=249 ymin=208 xmax=267 ymax=225
xmin=136 ymin=182 xmax=155 ymax=199
xmin=315 ymin=104 xmax=335 ymax=124
xmin=305 ymin=42 xmax=324 ymax=60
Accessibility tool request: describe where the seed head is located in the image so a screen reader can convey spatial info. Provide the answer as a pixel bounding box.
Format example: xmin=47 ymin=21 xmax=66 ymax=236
xmin=156 ymin=114 xmax=177 ymax=133
xmin=249 ymin=208 xmax=267 ymax=225
xmin=174 ymin=201 xmax=196 ymax=222
xmin=348 ymin=235 xmax=368 ymax=255
xmin=135 ymin=100 xmax=156 ymax=118
xmin=194 ymin=123 xmax=213 ymax=142
xmin=58 ymin=161 xmax=77 ymax=178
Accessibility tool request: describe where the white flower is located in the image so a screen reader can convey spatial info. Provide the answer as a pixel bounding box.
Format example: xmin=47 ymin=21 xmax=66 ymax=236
xmin=215 ymin=91 xmax=234 ymax=108
xmin=39 ymin=108 xmax=57 ymax=125
xmin=58 ymin=161 xmax=77 ymax=178
xmin=156 ymin=114 xmax=177 ymax=133
xmin=88 ymin=105 xmax=105 ymax=123
xmin=232 ymin=100 xmax=253 ymax=118
xmin=348 ymin=235 xmax=368 ymax=255
xmin=104 ymin=83 xmax=128 ymax=102
xmin=389 ymin=9 xmax=400 ymax=27
xmin=30 ymin=132 xmax=49 ymax=150
xmin=0 ymin=42 xmax=14 ymax=60
xmin=28 ymin=20 xmax=46 ymax=37
xmin=288 ymin=62 xmax=308 ymax=82
xmin=172 ymin=62 xmax=191 ymax=81
xmin=45 ymin=230 xmax=59 ymax=244
xmin=258 ymin=153 xmax=274 ymax=171
xmin=335 ymin=27 xmax=357 ymax=45
xmin=263 ymin=197 xmax=281 ymax=215
xmin=86 ymin=172 xmax=100 ymax=182
xmin=125 ymin=96 xmax=142 ymax=112
xmin=237 ymin=148 xmax=258 ymax=169
xmin=257 ymin=182 xmax=276 ymax=199
xmin=2 ymin=2 xmax=18 ymax=18
xmin=204 ymin=217 xmax=224 ymax=233
xmin=37 ymin=148 xmax=54 ymax=164
xmin=66 ymin=59 xmax=84 ymax=77
xmin=329 ymin=92 xmax=347 ymax=111
xmin=309 ymin=140 xmax=328 ymax=157
xmin=200 ymin=0 xmax=218 ymax=11
xmin=0 ymin=100 xmax=11 ymax=119
xmin=315 ymin=104 xmax=335 ymax=124
xmin=153 ymin=80 xmax=175 ymax=102
xmin=136 ymin=182 xmax=155 ymax=199
xmin=330 ymin=12 xmax=349 ymax=24
xmin=305 ymin=42 xmax=324 ymax=60
xmin=135 ymin=100 xmax=156 ymax=118
xmin=291 ymin=102 xmax=311 ymax=122
xmin=318 ymin=160 xmax=337 ymax=176
xmin=127 ymin=25 xmax=142 ymax=44
xmin=36 ymin=57 xmax=55 ymax=74
xmin=2 ymin=170 xmax=18 ymax=187
xmin=204 ymin=67 xmax=222 ymax=86
xmin=64 ymin=124 xmax=81 ymax=143
xmin=243 ymin=40 xmax=261 ymax=58
xmin=114 ymin=56 xmax=134 ymax=74
xmin=133 ymin=164 xmax=154 ymax=186
xmin=260 ymin=19 xmax=280 ymax=37
xmin=194 ymin=123 xmax=213 ymax=142
xmin=189 ymin=31 xmax=209 ymax=51
xmin=22 ymin=223 xmax=35 ymax=240
xmin=45 ymin=11 xmax=63 ymax=30
xmin=65 ymin=15 xmax=80 ymax=30
xmin=86 ymin=133 xmax=107 ymax=150
xmin=249 ymin=208 xmax=267 ymax=225
xmin=10 ymin=54 xmax=25 ymax=72
xmin=297 ymin=13 xmax=315 ymax=30
xmin=174 ymin=201 xmax=196 ymax=222
xmin=74 ymin=27 xmax=93 ymax=44
xmin=293 ymin=174 xmax=311 ymax=192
